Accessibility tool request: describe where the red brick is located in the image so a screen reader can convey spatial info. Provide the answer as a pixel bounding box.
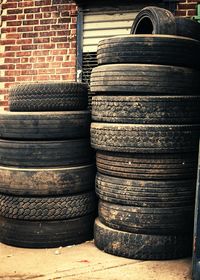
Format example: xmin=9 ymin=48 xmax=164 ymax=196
xmin=0 ymin=89 xmax=8 ymax=95
xmin=5 ymin=45 xmax=20 ymax=51
xmin=38 ymin=69 xmax=55 ymax=74
xmin=21 ymin=70 xmax=37 ymax=75
xmin=26 ymin=14 xmax=34 ymax=19
xmin=1 ymin=52 xmax=15 ymax=58
xmin=23 ymin=20 xmax=39 ymax=25
xmin=37 ymin=44 xmax=55 ymax=49
xmin=0 ymin=64 xmax=16 ymax=70
xmin=5 ymin=58 xmax=20 ymax=63
xmin=178 ymin=3 xmax=197 ymax=9
xmin=55 ymin=56 xmax=64 ymax=61
xmin=5 ymin=70 xmax=21 ymax=76
xmin=57 ymin=30 xmax=70 ymax=36
xmin=49 ymin=75 xmax=61 ymax=80
xmin=46 ymin=56 xmax=55 ymax=62
xmin=34 ymin=63 xmax=49 ymax=68
xmin=2 ymin=15 xmax=17 ymax=21
xmin=16 ymin=51 xmax=32 ymax=57
xmin=187 ymin=9 xmax=197 ymax=15
xmin=43 ymin=12 xmax=52 ymax=18
xmin=51 ymin=37 xmax=68 ymax=43
xmin=22 ymin=33 xmax=38 ymax=38
xmin=22 ymin=45 xmax=37 ymax=50
xmin=39 ymin=31 xmax=56 ymax=37
xmin=1 ymin=39 xmax=16 ymax=45
xmin=70 ymin=23 xmax=76 ymax=29
xmin=40 ymin=19 xmax=57 ymax=24
xmin=34 ymin=26 xmax=50 ymax=31
xmin=62 ymin=61 xmax=76 ymax=67
xmin=33 ymin=50 xmax=49 ymax=56
xmin=51 ymin=49 xmax=68 ymax=55
xmin=37 ymin=57 xmax=46 ymax=62
xmin=18 ymin=26 xmax=33 ymax=32
xmin=2 ymin=3 xmax=17 ymax=9
xmin=6 ymin=33 xmax=21 ymax=39
xmin=16 ymin=76 xmax=33 ymax=81
xmin=61 ymin=74 xmax=76 ymax=81
xmin=51 ymin=24 xmax=67 ymax=30
xmin=33 ymin=75 xmax=49 ymax=81
xmin=57 ymin=43 xmax=70 ymax=49
xmin=35 ymin=0 xmax=51 ymax=6
xmin=16 ymin=64 xmax=32 ymax=69
xmin=175 ymin=10 xmax=187 ymax=16
xmin=1 ymin=27 xmax=17 ymax=33
xmin=58 ymin=18 xmax=71 ymax=24
xmin=7 ymin=21 xmax=22 ymax=26
xmin=34 ymin=37 xmax=50 ymax=43
xmin=7 ymin=9 xmax=23 ymax=14
xmin=24 ymin=7 xmax=40 ymax=13
xmin=0 ymin=101 xmax=9 ymax=107
xmin=41 ymin=6 xmax=57 ymax=12
xmin=18 ymin=14 xmax=26 ymax=20
xmin=17 ymin=39 xmax=32 ymax=44
xmin=21 ymin=58 xmax=29 ymax=63
xmin=35 ymin=14 xmax=43 ymax=19
xmin=61 ymin=11 xmax=70 ymax=17
xmin=18 ymin=1 xmax=34 ymax=7
xmin=0 ymin=77 xmax=15 ymax=82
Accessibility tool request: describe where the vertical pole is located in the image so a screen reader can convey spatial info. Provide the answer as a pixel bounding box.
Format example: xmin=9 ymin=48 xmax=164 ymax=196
xmin=76 ymin=9 xmax=83 ymax=82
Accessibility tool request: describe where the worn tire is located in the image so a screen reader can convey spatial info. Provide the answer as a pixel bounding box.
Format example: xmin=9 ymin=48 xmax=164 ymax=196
xmin=96 ymin=151 xmax=198 ymax=180
xmin=9 ymin=82 xmax=88 ymax=111
xmin=96 ymin=173 xmax=195 ymax=207
xmin=176 ymin=18 xmax=200 ymax=42
xmin=0 ymin=213 xmax=95 ymax=248
xmin=91 ymin=123 xmax=200 ymax=153
xmin=0 ymin=164 xmax=95 ymax=196
xmin=130 ymin=6 xmax=176 ymax=35
xmin=90 ymin=64 xmax=200 ymax=95
xmin=0 ymin=191 xmax=96 ymax=220
xmin=0 ymin=111 xmax=90 ymax=140
xmin=92 ymin=96 xmax=200 ymax=124
xmin=0 ymin=139 xmax=93 ymax=167
xmin=99 ymin=200 xmax=193 ymax=235
xmin=94 ymin=219 xmax=192 ymax=260
xmin=97 ymin=35 xmax=200 ymax=69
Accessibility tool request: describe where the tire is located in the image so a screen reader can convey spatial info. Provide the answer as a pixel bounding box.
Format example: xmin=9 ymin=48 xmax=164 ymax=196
xmin=9 ymin=82 xmax=88 ymax=112
xmin=0 ymin=111 xmax=90 ymax=140
xmin=0 ymin=213 xmax=95 ymax=248
xmin=97 ymin=35 xmax=200 ymax=69
xmin=176 ymin=18 xmax=200 ymax=42
xmin=0 ymin=139 xmax=93 ymax=167
xmin=0 ymin=191 xmax=96 ymax=220
xmin=96 ymin=151 xmax=198 ymax=180
xmin=92 ymin=96 xmax=200 ymax=124
xmin=130 ymin=6 xmax=176 ymax=35
xmin=98 ymin=200 xmax=193 ymax=235
xmin=90 ymin=64 xmax=200 ymax=95
xmin=94 ymin=219 xmax=192 ymax=260
xmin=0 ymin=164 xmax=95 ymax=196
xmin=96 ymin=173 xmax=195 ymax=207
xmin=91 ymin=123 xmax=200 ymax=153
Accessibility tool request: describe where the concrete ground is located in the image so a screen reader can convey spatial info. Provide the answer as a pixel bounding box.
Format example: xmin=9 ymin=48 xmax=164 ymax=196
xmin=0 ymin=240 xmax=192 ymax=280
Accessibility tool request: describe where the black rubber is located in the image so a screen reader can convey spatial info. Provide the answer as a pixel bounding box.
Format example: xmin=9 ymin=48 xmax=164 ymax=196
xmin=97 ymin=35 xmax=200 ymax=69
xmin=176 ymin=18 xmax=200 ymax=42
xmin=0 ymin=164 xmax=95 ymax=196
xmin=0 ymin=111 xmax=90 ymax=140
xmin=0 ymin=191 xmax=96 ymax=220
xmin=0 ymin=139 xmax=93 ymax=167
xmin=90 ymin=64 xmax=200 ymax=95
xmin=96 ymin=173 xmax=195 ymax=207
xmin=96 ymin=151 xmax=198 ymax=180
xmin=98 ymin=200 xmax=193 ymax=235
xmin=92 ymin=96 xmax=200 ymax=124
xmin=9 ymin=82 xmax=88 ymax=111
xmin=94 ymin=219 xmax=192 ymax=260
xmin=130 ymin=6 xmax=176 ymax=35
xmin=91 ymin=123 xmax=200 ymax=153
xmin=0 ymin=213 xmax=95 ymax=248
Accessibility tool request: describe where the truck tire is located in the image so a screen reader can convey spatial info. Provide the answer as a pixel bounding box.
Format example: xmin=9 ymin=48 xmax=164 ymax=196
xmin=130 ymin=6 xmax=176 ymax=35
xmin=90 ymin=64 xmax=200 ymax=95
xmin=96 ymin=173 xmax=195 ymax=207
xmin=91 ymin=123 xmax=199 ymax=153
xmin=176 ymin=18 xmax=200 ymax=42
xmin=92 ymin=96 xmax=200 ymax=124
xmin=0 ymin=164 xmax=95 ymax=196
xmin=0 ymin=111 xmax=90 ymax=140
xmin=9 ymin=82 xmax=88 ymax=111
xmin=97 ymin=35 xmax=200 ymax=69
xmin=0 ymin=213 xmax=95 ymax=248
xmin=94 ymin=219 xmax=192 ymax=260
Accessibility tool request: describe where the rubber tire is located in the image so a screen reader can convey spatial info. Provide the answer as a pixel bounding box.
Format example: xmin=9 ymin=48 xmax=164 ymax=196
xmin=94 ymin=219 xmax=192 ymax=260
xmin=0 ymin=164 xmax=95 ymax=196
xmin=91 ymin=123 xmax=200 ymax=153
xmin=176 ymin=18 xmax=200 ymax=42
xmin=96 ymin=173 xmax=195 ymax=208
xmin=97 ymin=35 xmax=200 ymax=69
xmin=9 ymin=82 xmax=88 ymax=112
xmin=92 ymin=96 xmax=200 ymax=124
xmin=96 ymin=151 xmax=198 ymax=180
xmin=90 ymin=64 xmax=200 ymax=95
xmin=98 ymin=200 xmax=193 ymax=235
xmin=0 ymin=213 xmax=95 ymax=248
xmin=130 ymin=6 xmax=176 ymax=35
xmin=0 ymin=111 xmax=90 ymax=140
xmin=0 ymin=139 xmax=93 ymax=167
xmin=0 ymin=191 xmax=96 ymax=220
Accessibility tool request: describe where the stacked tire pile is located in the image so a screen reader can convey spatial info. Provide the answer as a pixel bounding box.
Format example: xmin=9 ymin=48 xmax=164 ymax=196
xmin=90 ymin=30 xmax=200 ymax=258
xmin=0 ymin=82 xmax=96 ymax=248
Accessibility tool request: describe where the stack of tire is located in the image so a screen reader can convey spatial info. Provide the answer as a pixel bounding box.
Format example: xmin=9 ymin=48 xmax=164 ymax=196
xmin=0 ymin=82 xmax=96 ymax=248
xmin=90 ymin=8 xmax=200 ymax=260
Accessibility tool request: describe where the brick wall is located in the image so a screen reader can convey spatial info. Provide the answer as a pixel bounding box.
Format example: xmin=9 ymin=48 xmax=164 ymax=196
xmin=0 ymin=0 xmax=77 ymax=110
xmin=176 ymin=0 xmax=200 ymax=17
xmin=0 ymin=0 xmax=199 ymax=111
